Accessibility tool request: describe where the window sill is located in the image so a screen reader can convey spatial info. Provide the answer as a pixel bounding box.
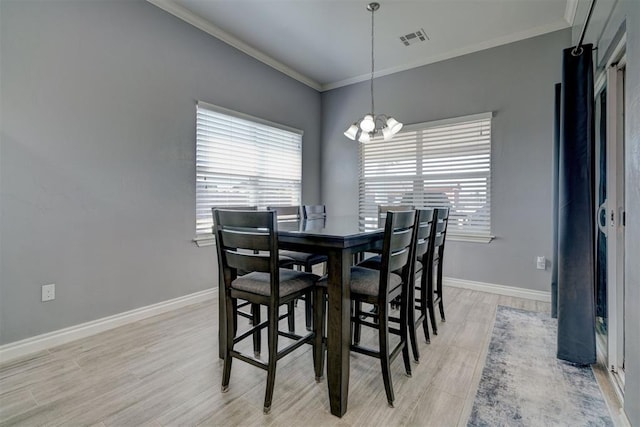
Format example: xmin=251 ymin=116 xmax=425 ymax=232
xmin=447 ymin=234 xmax=494 ymax=243
xmin=194 ymin=235 xmax=215 ymax=247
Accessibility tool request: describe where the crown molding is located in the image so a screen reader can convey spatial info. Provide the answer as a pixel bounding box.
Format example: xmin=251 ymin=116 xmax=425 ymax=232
xmin=322 ymin=19 xmax=571 ymax=91
xmin=146 ymin=0 xmax=322 ymax=91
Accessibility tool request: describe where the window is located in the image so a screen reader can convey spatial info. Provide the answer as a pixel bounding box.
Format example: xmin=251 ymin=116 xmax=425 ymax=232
xmin=196 ymin=102 xmax=303 ymax=237
xmin=359 ymin=112 xmax=493 ymax=241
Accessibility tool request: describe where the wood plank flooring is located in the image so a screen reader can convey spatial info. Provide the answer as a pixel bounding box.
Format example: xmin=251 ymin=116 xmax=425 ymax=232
xmin=0 ymin=287 xmax=622 ymax=426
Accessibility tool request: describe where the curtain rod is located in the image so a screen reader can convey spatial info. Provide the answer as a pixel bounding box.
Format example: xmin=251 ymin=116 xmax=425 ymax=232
xmin=572 ymin=0 xmax=597 ymax=56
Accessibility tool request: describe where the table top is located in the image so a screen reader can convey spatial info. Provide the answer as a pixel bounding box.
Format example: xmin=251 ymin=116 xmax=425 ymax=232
xmin=277 ymin=215 xmax=383 ymax=250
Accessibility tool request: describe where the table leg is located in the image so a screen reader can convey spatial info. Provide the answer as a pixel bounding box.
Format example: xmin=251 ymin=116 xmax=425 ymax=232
xmin=326 ymin=250 xmax=352 ymax=417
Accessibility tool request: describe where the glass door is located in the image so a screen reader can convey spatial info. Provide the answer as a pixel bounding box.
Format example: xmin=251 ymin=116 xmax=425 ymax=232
xmin=605 ymin=62 xmax=626 ymax=386
xmin=596 ymin=59 xmax=626 ymax=395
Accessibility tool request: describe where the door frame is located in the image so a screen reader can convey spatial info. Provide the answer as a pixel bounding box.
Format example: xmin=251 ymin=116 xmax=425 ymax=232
xmin=594 ymin=34 xmax=626 ymax=399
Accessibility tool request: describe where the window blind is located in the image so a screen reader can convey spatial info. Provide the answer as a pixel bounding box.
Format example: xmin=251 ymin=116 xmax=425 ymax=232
xmin=359 ymin=113 xmax=492 ymax=238
xmin=196 ymin=102 xmax=302 ymax=236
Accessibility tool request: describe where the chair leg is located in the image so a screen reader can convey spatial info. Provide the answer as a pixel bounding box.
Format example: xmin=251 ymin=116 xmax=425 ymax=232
xmin=420 ymin=274 xmax=431 ymax=344
xmin=287 ymin=301 xmax=295 ymax=333
xmin=422 ymin=314 xmax=431 ymax=344
xmin=304 ymin=265 xmax=313 ymax=331
xmin=313 ymin=287 xmax=326 ymax=381
xmin=353 ymin=301 xmax=362 ymax=345
xmin=264 ymin=306 xmax=279 ymax=414
xmin=428 ymin=268 xmax=438 ymax=335
xmin=377 ymin=302 xmax=395 ymax=407
xmin=222 ymin=297 xmax=237 ymax=393
xmin=437 ymin=269 xmax=446 ymax=322
xmin=252 ymin=303 xmax=261 ymax=357
xmin=407 ymin=281 xmax=420 ymax=363
xmin=399 ymin=291 xmax=412 ymax=376
xmin=428 ymin=298 xmax=438 ymax=335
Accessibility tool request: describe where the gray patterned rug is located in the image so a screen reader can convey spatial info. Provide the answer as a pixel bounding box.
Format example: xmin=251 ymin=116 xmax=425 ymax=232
xmin=468 ymin=306 xmax=613 ymax=426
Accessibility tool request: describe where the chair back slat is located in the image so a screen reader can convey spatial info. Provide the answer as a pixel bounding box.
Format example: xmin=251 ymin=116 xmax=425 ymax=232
xmin=378 ymin=205 xmax=413 ymax=228
xmin=267 ymin=205 xmax=300 ymax=221
xmin=388 ymin=245 xmax=412 ymax=273
xmin=211 ymin=206 xmax=257 ymax=233
xmin=225 ymin=251 xmax=271 ymax=273
xmin=414 ymin=208 xmax=435 ymax=261
xmin=213 ymin=205 xmax=258 ymax=211
xmin=302 ymin=205 xmax=326 ymax=219
xmin=379 ymin=210 xmax=416 ymax=295
xmin=221 ymin=228 xmax=271 ymax=252
xmin=216 ymin=210 xmax=272 ymax=229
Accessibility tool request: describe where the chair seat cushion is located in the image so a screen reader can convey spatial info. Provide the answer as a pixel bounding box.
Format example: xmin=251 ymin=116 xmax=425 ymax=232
xmin=232 ymin=269 xmax=318 ymax=297
xmin=357 ymin=256 xmax=407 ymax=276
xmin=279 ymin=250 xmax=327 ymax=265
xmin=317 ymin=266 xmax=402 ymax=297
xmin=278 ymin=255 xmax=296 ymax=268
xmin=350 ymin=266 xmax=402 ymax=297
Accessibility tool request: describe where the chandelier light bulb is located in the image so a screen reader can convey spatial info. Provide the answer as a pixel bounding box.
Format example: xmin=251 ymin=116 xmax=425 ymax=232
xmin=360 ymin=115 xmax=375 ymax=132
xmin=358 ymin=131 xmax=371 ymax=143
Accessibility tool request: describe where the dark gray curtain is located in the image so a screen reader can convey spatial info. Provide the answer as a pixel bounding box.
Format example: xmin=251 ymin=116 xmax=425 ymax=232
xmin=552 ymin=83 xmax=561 ymax=319
xmin=556 ymin=44 xmax=596 ymax=365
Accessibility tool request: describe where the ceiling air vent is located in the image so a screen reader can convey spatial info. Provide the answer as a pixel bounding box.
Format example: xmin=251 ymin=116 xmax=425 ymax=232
xmin=399 ymin=29 xmax=429 ymax=46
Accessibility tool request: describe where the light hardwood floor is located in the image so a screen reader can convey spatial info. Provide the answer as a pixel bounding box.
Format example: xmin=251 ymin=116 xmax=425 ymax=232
xmin=0 ymin=287 xmax=621 ymax=426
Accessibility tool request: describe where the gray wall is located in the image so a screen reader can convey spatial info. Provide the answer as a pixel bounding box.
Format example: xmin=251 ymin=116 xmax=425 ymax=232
xmin=0 ymin=0 xmax=322 ymax=345
xmin=624 ymin=4 xmax=640 ymax=421
xmin=321 ymin=29 xmax=570 ymax=293
xmin=623 ymin=3 xmax=640 ymax=422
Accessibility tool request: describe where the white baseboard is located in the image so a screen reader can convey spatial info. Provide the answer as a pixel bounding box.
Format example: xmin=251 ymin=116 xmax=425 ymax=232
xmin=1 ymin=278 xmax=549 ymax=363
xmin=444 ymin=277 xmax=551 ymax=302
xmin=0 ymin=288 xmax=217 ymax=364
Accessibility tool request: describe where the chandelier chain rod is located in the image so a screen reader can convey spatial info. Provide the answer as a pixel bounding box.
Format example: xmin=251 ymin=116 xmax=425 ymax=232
xmin=370 ymin=5 xmax=375 ymax=117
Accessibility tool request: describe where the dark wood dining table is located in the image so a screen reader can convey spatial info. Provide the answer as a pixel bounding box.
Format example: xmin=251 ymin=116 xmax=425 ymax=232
xmin=217 ymin=215 xmax=384 ymax=417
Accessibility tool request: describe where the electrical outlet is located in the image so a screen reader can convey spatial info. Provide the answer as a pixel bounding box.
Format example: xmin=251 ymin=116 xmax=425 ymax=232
xmin=42 ymin=283 xmax=55 ymax=301
xmin=536 ymin=256 xmax=546 ymax=270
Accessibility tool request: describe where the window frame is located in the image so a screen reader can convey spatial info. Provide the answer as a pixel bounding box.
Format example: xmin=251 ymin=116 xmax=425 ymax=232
xmin=359 ymin=112 xmax=494 ymax=243
xmin=194 ymin=101 xmax=303 ymax=246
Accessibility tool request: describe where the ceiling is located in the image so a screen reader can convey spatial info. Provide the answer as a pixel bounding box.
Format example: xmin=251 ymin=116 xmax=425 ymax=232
xmin=149 ymin=0 xmax=577 ymax=91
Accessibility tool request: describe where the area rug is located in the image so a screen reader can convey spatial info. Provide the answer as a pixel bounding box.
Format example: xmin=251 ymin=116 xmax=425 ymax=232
xmin=468 ymin=306 xmax=613 ymax=426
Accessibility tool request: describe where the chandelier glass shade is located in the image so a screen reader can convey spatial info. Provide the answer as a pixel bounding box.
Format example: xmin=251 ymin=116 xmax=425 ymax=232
xmin=344 ymin=2 xmax=403 ymax=143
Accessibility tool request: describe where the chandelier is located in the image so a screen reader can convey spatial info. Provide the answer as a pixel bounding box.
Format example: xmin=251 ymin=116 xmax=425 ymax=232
xmin=344 ymin=2 xmax=403 ymax=143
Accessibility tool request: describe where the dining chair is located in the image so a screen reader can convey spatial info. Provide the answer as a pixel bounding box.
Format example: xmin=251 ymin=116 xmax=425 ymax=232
xmin=213 ymin=206 xmax=297 ymax=335
xmin=407 ymin=208 xmax=436 ymax=356
xmin=358 ymin=208 xmax=435 ymax=362
xmin=426 ymin=207 xmax=450 ymax=336
xmin=317 ymin=210 xmax=417 ymax=407
xmin=214 ymin=209 xmax=323 ymax=414
xmin=302 ymin=204 xmax=326 ymax=220
xmin=268 ymin=205 xmax=328 ymax=330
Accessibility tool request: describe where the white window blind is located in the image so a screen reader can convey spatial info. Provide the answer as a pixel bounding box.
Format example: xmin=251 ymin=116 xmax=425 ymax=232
xmin=196 ymin=102 xmax=302 ymax=236
xmin=359 ymin=113 xmax=492 ymax=239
